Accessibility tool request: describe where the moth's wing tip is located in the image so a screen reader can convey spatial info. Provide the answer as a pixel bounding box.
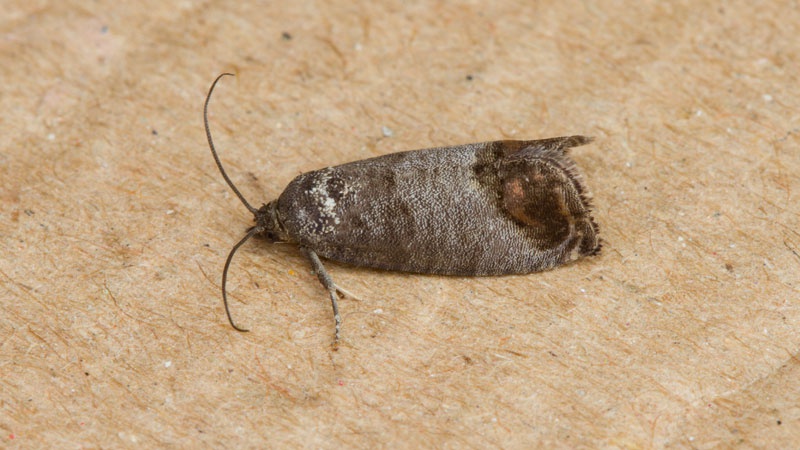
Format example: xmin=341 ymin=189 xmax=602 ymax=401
xmin=562 ymin=135 xmax=595 ymax=149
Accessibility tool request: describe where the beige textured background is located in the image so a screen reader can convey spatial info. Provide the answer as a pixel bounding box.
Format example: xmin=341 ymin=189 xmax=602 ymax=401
xmin=2 ymin=0 xmax=799 ymax=448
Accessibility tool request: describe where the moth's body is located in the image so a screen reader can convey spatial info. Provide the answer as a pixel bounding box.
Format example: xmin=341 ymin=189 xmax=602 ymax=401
xmin=204 ymin=73 xmax=600 ymax=343
xmin=259 ymin=137 xmax=599 ymax=276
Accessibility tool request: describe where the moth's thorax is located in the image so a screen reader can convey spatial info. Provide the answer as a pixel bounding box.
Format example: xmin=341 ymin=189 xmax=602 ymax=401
xmin=276 ymin=167 xmax=355 ymax=245
xmin=254 ymin=200 xmax=291 ymax=242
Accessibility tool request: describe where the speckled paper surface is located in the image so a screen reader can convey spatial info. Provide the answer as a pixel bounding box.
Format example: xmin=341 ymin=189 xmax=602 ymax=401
xmin=2 ymin=1 xmax=799 ymax=447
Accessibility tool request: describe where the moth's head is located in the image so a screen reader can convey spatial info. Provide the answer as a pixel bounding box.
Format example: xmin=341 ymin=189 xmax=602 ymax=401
xmin=252 ymin=200 xmax=289 ymax=243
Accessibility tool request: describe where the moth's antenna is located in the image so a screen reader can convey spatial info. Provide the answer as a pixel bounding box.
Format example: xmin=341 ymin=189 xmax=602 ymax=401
xmin=205 ymin=73 xmax=256 ymax=332
xmin=221 ymin=228 xmax=258 ymax=332
xmin=204 ymin=73 xmax=258 ymax=214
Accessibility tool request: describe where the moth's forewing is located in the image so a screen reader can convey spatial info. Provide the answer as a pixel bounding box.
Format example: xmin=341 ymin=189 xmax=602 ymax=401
xmin=276 ymin=137 xmax=599 ymax=276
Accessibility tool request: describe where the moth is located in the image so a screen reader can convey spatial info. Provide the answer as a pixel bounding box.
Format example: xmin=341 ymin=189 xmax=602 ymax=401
xmin=204 ymin=73 xmax=600 ymax=344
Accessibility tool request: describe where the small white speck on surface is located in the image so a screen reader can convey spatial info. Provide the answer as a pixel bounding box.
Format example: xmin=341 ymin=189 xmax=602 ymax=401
xmin=696 ymin=109 xmax=703 ymax=117
xmin=166 ymin=210 xmax=175 ymax=215
xmin=164 ymin=360 xmax=172 ymax=368
xmin=47 ymin=133 xmax=55 ymax=141
xmin=763 ymin=94 xmax=773 ymax=102
xmin=381 ymin=126 xmax=393 ymax=137
xmin=373 ymin=309 xmax=383 ymax=314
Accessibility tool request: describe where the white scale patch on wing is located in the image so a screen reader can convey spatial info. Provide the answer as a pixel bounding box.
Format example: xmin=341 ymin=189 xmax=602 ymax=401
xmin=306 ymin=168 xmax=342 ymax=234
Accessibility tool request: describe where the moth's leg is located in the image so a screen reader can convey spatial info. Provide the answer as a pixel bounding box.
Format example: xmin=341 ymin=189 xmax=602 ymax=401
xmin=301 ymin=247 xmax=341 ymax=345
xmin=335 ymin=285 xmax=361 ymax=302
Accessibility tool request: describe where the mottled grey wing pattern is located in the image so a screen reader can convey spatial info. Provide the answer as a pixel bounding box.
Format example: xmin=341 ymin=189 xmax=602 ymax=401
xmin=277 ymin=137 xmax=599 ymax=276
